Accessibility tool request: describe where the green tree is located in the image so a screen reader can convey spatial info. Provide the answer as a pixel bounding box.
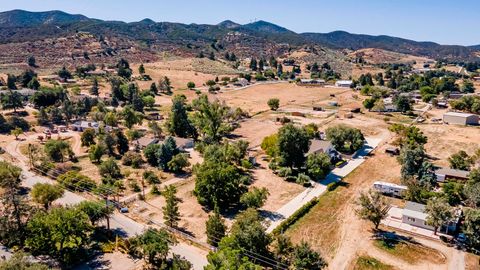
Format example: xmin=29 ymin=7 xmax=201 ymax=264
xmin=27 ymin=55 xmax=36 ymax=67
xmin=194 ymin=161 xmax=247 ymax=210
xmin=10 ymin=127 xmax=23 ymax=140
xmin=167 ymin=153 xmax=190 ymax=173
xmin=31 ymin=183 xmax=64 ymax=210
xmin=220 ymin=208 xmax=271 ymax=257
xmin=58 ymin=66 xmax=72 ymax=80
xmin=89 ymin=143 xmax=105 ymax=163
xmin=122 ymin=105 xmax=143 ymax=129
xmin=362 ymin=98 xmax=376 ymax=111
xmin=394 ymin=95 xmax=412 ymax=113
xmin=99 ymin=158 xmax=122 ymax=179
xmin=103 ymin=132 xmax=116 ymax=156
xmin=139 ymin=64 xmax=145 ymax=75
xmin=191 ymin=95 xmax=234 ymax=143
xmin=306 ymin=152 xmax=331 ymax=180
xmin=150 ymin=82 xmax=158 ymax=95
xmin=114 ymin=129 xmax=129 ymax=155
xmin=355 ymin=189 xmax=390 ymax=229
xmin=277 ymin=124 xmax=310 ymax=168
xmin=448 ymin=150 xmax=473 ymax=170
xmin=267 ymin=98 xmax=280 ymax=111
xmin=148 ymin=121 xmax=162 ymax=139
xmin=144 ymin=144 xmax=161 ymax=167
xmin=240 ymin=187 xmax=269 ymax=209
xmin=326 ymin=125 xmax=364 ymax=154
xmin=157 ymin=137 xmax=179 ymax=170
xmin=461 ymin=80 xmax=475 ymax=93
xmin=463 ymin=208 xmax=480 ymax=249
xmin=187 ymin=82 xmax=196 ymax=89
xmin=7 ymin=74 xmax=17 ymax=90
xmin=76 ymin=201 xmax=113 ymax=226
xmin=167 ymin=95 xmax=194 ymax=138
xmin=90 ymin=77 xmax=99 ymax=96
xmin=291 ymin=241 xmax=327 ymax=270
xmin=205 ymin=247 xmax=262 ymax=270
xmin=44 ymin=139 xmax=73 ymax=162
xmin=261 ymin=134 xmax=279 ymax=157
xmin=397 ymin=143 xmax=425 ymax=181
xmin=1 ymin=91 xmax=24 ymax=112
xmin=425 ymin=197 xmax=452 ymax=235
xmin=142 ymin=95 xmax=155 ymax=110
xmin=81 ymin=128 xmax=96 ymax=147
xmin=26 ymin=207 xmax=93 ymax=266
xmin=57 ymin=171 xmax=97 ymax=192
xmin=162 ymin=185 xmax=180 ymax=228
xmin=205 ymin=208 xmax=226 ymax=247
xmin=129 ymin=228 xmax=176 ymax=268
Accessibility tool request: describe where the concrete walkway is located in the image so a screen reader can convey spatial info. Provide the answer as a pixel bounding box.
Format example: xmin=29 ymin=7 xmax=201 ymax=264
xmin=266 ymin=137 xmax=383 ymax=233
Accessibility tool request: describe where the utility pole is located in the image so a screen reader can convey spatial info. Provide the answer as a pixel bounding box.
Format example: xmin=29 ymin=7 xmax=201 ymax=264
xmin=105 ymin=193 xmax=111 ymax=231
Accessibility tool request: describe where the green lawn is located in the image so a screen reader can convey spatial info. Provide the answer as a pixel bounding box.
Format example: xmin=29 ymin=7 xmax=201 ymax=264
xmin=353 ymin=256 xmax=393 ymax=270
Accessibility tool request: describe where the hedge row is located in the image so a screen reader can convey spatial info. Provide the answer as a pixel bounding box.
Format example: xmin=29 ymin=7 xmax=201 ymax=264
xmin=271 ymin=197 xmax=319 ymax=235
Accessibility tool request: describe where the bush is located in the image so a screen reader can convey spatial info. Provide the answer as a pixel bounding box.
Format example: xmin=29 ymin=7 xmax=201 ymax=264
xmin=268 ymin=161 xmax=278 ymax=171
xmin=57 ymin=171 xmax=97 ymax=192
xmin=241 ymin=159 xmax=253 ymax=169
xmin=296 ymin=173 xmax=311 ymax=186
xmin=327 ymin=182 xmax=340 ymax=191
xmin=278 ymin=167 xmax=293 ymax=177
xmin=286 ymin=176 xmax=297 ymax=182
xmin=122 ymin=151 xmax=144 ymax=168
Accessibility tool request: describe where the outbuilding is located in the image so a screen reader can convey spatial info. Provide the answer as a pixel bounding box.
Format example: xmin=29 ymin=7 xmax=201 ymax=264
xmin=335 ymin=80 xmax=353 ymax=88
xmin=443 ymin=112 xmax=479 ymax=125
xmin=435 ymin=168 xmax=470 ymax=182
xmin=373 ymin=181 xmax=407 ymax=197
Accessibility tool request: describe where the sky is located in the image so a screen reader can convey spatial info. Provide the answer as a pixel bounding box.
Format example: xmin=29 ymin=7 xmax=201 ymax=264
xmin=1 ymin=0 xmax=479 ymax=46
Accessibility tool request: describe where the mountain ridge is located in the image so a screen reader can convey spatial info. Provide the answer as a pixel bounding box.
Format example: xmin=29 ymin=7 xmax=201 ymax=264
xmin=0 ymin=9 xmax=478 ymax=61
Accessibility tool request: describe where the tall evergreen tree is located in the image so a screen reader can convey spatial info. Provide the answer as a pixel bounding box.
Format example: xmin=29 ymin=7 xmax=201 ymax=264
xmin=162 ymin=185 xmax=180 ymax=228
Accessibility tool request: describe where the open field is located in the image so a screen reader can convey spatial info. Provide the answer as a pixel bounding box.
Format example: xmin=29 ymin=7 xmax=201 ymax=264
xmin=373 ymin=237 xmax=446 ymax=265
xmin=351 ymin=255 xmax=394 ymax=270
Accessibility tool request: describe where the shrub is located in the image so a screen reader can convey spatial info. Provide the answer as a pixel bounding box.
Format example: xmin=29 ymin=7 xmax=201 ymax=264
xmin=241 ymin=159 xmax=253 ymax=169
xmin=57 ymin=171 xmax=97 ymax=192
xmin=296 ymin=173 xmax=312 ymax=186
xmin=122 ymin=151 xmax=144 ymax=168
xmin=327 ymin=182 xmax=340 ymax=191
xmin=278 ymin=167 xmax=293 ymax=177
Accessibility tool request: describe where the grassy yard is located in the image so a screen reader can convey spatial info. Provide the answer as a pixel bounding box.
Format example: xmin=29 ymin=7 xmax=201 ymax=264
xmin=373 ymin=237 xmax=445 ymax=265
xmin=285 ymin=184 xmax=348 ymax=257
xmin=353 ymin=256 xmax=394 ymax=270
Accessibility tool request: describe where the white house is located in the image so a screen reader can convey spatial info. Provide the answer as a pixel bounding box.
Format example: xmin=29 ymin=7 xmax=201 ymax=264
xmin=335 ymin=80 xmax=353 ymax=88
xmin=373 ymin=181 xmax=407 ymax=197
xmin=402 ymin=201 xmax=460 ymax=234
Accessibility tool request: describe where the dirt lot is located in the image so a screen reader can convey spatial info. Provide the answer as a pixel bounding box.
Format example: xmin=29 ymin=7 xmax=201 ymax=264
xmin=214 ymin=83 xmax=350 ymax=115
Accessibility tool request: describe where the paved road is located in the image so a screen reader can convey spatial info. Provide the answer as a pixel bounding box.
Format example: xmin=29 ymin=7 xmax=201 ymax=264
xmin=266 ymin=137 xmax=383 ymax=233
xmin=3 ymin=137 xmax=208 ymax=270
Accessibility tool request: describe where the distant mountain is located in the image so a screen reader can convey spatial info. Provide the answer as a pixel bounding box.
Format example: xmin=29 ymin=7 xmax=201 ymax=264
xmin=302 ymin=31 xmax=476 ymax=60
xmin=0 ymin=9 xmax=90 ymax=27
xmin=0 ymin=9 xmax=477 ymax=61
xmin=217 ymin=20 xmax=240 ymax=29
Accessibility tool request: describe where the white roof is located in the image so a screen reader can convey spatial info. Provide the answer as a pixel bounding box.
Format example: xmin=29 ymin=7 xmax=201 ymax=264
xmin=403 ymin=208 xmax=428 ymax=220
xmin=336 ymin=80 xmax=352 ymax=84
xmin=373 ymin=181 xmax=407 ymax=190
xmin=444 ymin=112 xmax=477 ymax=118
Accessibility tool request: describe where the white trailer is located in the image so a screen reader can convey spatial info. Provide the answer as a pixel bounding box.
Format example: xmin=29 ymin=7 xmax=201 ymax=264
xmin=373 ymin=181 xmax=407 ymax=197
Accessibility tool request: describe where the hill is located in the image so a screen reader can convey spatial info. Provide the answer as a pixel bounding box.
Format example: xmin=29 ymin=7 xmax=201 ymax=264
xmin=302 ymin=31 xmax=477 ymax=60
xmin=0 ymin=9 xmax=90 ymax=27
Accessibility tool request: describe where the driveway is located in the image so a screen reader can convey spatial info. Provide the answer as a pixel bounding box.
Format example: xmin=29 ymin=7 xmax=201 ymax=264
xmin=265 ymin=137 xmax=384 ymax=233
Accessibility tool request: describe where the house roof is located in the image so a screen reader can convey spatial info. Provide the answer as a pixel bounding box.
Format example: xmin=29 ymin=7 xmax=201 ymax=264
xmin=403 ymin=201 xmax=428 ymax=220
xmin=373 ymin=181 xmax=407 ymax=190
xmin=435 ymin=168 xmax=470 ymax=179
xmin=174 ymin=137 xmax=194 ymax=148
xmin=307 ymin=140 xmax=333 ymax=155
xmin=444 ymin=112 xmax=477 ymax=118
xmin=134 ymin=137 xmax=158 ymax=148
xmin=336 ymin=80 xmax=352 ymax=84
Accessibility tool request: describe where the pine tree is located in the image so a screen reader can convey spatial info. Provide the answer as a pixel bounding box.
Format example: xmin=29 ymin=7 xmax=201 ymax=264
xmin=205 ymin=207 xmax=226 ymax=246
xmin=90 ymin=77 xmax=99 ymax=96
xmin=162 ymin=185 xmax=180 ymax=227
xmin=139 ymin=64 xmax=145 ymax=75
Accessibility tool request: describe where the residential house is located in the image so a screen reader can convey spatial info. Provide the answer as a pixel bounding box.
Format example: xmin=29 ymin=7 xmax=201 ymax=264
xmin=131 ymin=137 xmax=159 ymax=151
xmin=297 ymin=79 xmax=326 ymax=86
xmin=443 ymin=112 xmax=479 ymax=126
xmin=402 ymin=201 xmax=460 ymax=234
xmin=71 ymin=121 xmax=99 ymax=132
xmin=307 ymin=139 xmax=339 ymax=161
xmin=160 ymin=137 xmax=194 ymax=151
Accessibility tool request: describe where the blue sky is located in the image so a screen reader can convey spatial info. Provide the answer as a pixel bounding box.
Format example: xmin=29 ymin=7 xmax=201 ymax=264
xmin=1 ymin=0 xmax=479 ymax=45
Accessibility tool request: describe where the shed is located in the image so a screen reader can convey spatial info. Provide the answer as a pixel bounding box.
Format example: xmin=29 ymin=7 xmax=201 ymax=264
xmin=373 ymin=181 xmax=407 ymax=197
xmin=435 ymin=168 xmax=470 ymax=182
xmin=443 ymin=112 xmax=479 ymax=125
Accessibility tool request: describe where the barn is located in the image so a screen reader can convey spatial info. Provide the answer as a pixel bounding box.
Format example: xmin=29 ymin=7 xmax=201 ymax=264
xmin=443 ymin=112 xmax=479 ymax=125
